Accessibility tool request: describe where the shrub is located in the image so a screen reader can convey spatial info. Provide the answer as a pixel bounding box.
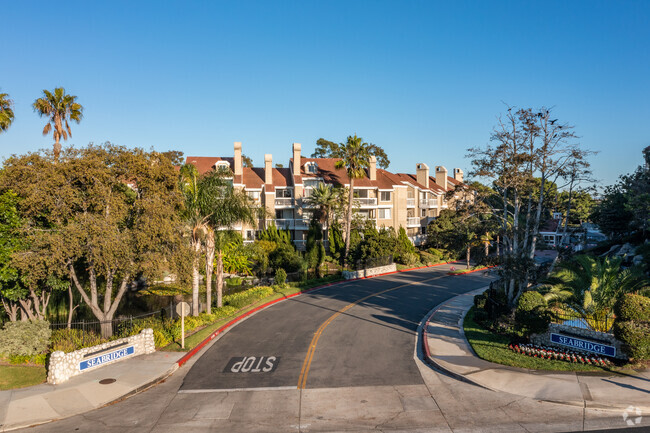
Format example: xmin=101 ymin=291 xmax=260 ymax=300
xmin=474 ymin=293 xmax=487 ymax=310
xmin=275 ymin=268 xmax=287 ymax=286
xmin=473 ymin=309 xmax=489 ymax=324
xmin=614 ymin=321 xmax=650 ymax=360
xmin=0 ymin=320 xmax=51 ymax=357
xmin=614 ymin=294 xmax=650 ymax=322
xmin=269 ymin=243 xmax=303 ymax=272
xmin=223 ymin=286 xmax=274 ymax=310
xmin=50 ymin=328 xmax=106 ymax=353
xmin=427 ymin=248 xmax=445 ymax=261
xmin=516 ymin=291 xmax=547 ymax=313
xmin=8 ymin=353 xmax=47 ymax=365
xmin=226 ymin=277 xmax=243 ymax=288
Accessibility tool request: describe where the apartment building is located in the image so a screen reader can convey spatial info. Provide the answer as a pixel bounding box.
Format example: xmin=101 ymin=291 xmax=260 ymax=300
xmin=186 ymin=142 xmax=466 ymax=249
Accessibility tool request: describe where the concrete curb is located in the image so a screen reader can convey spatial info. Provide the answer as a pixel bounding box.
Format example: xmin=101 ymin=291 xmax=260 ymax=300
xmin=421 ymin=289 xmax=650 ymax=413
xmin=176 ymin=261 xmax=461 ymax=367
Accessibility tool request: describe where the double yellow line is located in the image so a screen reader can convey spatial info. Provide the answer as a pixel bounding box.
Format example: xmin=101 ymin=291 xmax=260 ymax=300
xmin=296 ymin=273 xmax=446 ymax=389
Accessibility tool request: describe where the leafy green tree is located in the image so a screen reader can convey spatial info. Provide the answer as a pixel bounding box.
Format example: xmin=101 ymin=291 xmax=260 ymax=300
xmin=394 ymin=227 xmax=417 ymax=265
xmin=328 ymin=221 xmax=345 ymax=263
xmin=0 ymin=91 xmax=15 ymax=134
xmin=2 ymin=145 xmax=188 ymax=337
xmin=258 ymin=223 xmax=292 ymax=244
xmin=0 ymin=191 xmax=23 ymax=321
xmin=541 ymin=255 xmax=649 ymax=331
xmin=591 ymin=184 xmax=633 ymax=238
xmin=32 ymin=87 xmax=83 ymax=160
xmin=242 ymin=154 xmax=254 ymax=168
xmin=557 ymin=189 xmax=595 ymax=225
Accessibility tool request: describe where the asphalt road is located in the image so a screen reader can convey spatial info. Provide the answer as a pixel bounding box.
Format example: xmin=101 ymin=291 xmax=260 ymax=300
xmin=18 ymin=264 xmax=647 ymax=432
xmin=181 ymin=265 xmax=493 ymax=392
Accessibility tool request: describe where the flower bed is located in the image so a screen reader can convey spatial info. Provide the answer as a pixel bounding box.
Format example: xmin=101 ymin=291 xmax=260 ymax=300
xmin=508 ymin=343 xmax=614 ymax=367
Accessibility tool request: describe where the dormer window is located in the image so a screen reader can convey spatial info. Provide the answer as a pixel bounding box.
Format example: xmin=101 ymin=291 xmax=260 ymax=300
xmin=305 ymin=162 xmax=318 ymax=174
xmin=215 ymin=161 xmax=230 ymax=170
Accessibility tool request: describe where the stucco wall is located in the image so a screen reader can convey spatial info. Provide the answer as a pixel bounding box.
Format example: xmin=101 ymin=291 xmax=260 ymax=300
xmin=531 ymin=322 xmax=626 ymax=359
xmin=342 ymin=263 xmax=397 ymax=280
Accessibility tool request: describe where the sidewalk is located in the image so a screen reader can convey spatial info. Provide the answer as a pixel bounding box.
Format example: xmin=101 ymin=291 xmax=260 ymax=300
xmin=0 ymin=351 xmax=183 ymax=432
xmin=423 ymin=288 xmax=650 ymax=412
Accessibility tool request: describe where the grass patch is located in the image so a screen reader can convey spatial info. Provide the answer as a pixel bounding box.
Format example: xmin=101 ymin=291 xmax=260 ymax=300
xmin=463 ymin=307 xmax=605 ymax=372
xmin=161 ymin=275 xmax=342 ymax=352
xmin=0 ymin=364 xmax=47 ymax=390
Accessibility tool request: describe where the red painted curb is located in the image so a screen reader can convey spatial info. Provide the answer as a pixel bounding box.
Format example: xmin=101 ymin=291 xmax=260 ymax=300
xmin=176 ymin=261 xmax=461 ymax=367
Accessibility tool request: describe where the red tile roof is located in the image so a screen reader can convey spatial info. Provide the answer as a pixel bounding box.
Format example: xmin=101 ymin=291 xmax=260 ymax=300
xmin=185 ymin=156 xmax=234 ymax=174
xmin=292 ymin=157 xmax=400 ymax=189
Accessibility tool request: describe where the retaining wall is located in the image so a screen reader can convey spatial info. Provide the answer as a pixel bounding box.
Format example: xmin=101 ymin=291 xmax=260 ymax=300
xmin=48 ymin=329 xmax=155 ymax=384
xmin=531 ymin=323 xmax=626 ymax=360
xmin=342 ymin=263 xmax=397 ymax=280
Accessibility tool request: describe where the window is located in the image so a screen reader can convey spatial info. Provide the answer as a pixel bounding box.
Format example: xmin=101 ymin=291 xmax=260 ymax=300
xmin=246 ymin=230 xmax=254 ymax=241
xmin=305 ymin=162 xmax=318 ymax=174
xmin=378 ymin=208 xmax=391 ymax=219
xmin=304 ymin=179 xmax=320 ymax=188
xmin=276 ymin=188 xmax=292 ymax=198
xmin=421 ymin=209 xmax=427 ymax=217
xmin=380 ymin=191 xmax=391 ymax=202
xmin=247 ymin=191 xmax=260 ymax=200
xmin=215 ymin=161 xmax=230 ymax=170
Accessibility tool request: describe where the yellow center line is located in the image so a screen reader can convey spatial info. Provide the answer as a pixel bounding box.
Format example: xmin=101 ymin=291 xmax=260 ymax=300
xmin=296 ymin=273 xmax=447 ymax=389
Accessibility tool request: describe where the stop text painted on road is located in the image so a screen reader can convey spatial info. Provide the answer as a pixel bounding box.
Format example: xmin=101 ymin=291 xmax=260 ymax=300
xmin=224 ymin=356 xmax=279 ymax=373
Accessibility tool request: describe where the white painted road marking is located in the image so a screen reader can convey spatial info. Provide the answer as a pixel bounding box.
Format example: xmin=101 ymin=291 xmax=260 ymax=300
xmin=223 ymin=356 xmax=279 ymax=373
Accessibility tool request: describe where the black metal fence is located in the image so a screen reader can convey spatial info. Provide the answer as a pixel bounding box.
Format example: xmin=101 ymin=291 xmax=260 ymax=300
xmin=48 ymin=305 xmax=180 ymax=343
xmin=353 ymin=255 xmax=393 ymax=271
xmin=549 ymin=309 xmax=614 ymax=333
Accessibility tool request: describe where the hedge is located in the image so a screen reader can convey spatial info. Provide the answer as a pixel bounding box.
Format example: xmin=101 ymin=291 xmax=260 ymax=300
xmin=0 ymin=320 xmax=51 ymax=358
xmin=614 ymin=294 xmax=650 ymax=322
xmin=614 ymin=321 xmax=650 ymax=360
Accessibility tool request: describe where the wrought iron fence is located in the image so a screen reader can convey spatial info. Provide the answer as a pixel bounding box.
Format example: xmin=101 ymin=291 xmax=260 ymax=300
xmin=549 ymin=309 xmax=614 ymax=333
xmin=353 ymin=255 xmax=393 ymax=271
xmin=48 ymin=306 xmax=180 ymax=344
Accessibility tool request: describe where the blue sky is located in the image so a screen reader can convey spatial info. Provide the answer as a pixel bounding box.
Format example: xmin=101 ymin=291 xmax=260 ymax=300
xmin=1 ymin=1 xmax=648 ymax=187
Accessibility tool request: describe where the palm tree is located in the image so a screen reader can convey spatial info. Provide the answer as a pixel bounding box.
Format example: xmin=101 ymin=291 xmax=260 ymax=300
xmin=32 ymin=87 xmax=83 ymax=160
xmin=0 ymin=92 xmax=15 ymax=134
xmin=304 ymin=182 xmax=340 ymax=231
xmin=541 ymin=255 xmax=649 ymax=331
xmin=335 ymin=135 xmax=371 ymax=262
xmin=179 ymin=165 xmax=256 ymax=315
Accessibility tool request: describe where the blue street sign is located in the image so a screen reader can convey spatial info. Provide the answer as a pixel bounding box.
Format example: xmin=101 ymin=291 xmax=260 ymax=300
xmin=550 ymin=333 xmax=616 ymax=357
xmin=79 ymin=346 xmax=135 ymax=371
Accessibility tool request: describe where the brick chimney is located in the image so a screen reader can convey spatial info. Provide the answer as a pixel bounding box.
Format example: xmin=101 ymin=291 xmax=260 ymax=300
xmin=453 ymin=168 xmax=463 ymax=183
xmin=233 ymin=142 xmax=243 ymax=176
xmin=368 ymin=155 xmax=377 ymax=181
xmin=292 ymin=143 xmax=301 ymax=177
xmin=435 ymin=166 xmax=448 ymax=190
xmin=265 ymin=154 xmax=273 ymax=185
xmin=416 ymin=163 xmax=429 ymax=188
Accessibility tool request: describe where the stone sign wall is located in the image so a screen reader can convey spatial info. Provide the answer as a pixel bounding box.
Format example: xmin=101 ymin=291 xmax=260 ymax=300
xmin=342 ymin=263 xmax=397 ymax=280
xmin=531 ymin=323 xmax=626 ymax=360
xmin=48 ymin=329 xmax=156 ymax=384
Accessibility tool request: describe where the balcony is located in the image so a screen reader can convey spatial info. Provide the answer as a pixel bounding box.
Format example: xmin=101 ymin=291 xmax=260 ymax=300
xmin=407 ymin=198 xmax=415 ymax=207
xmin=408 ymin=234 xmax=427 ymax=246
xmin=293 ymin=218 xmax=310 ymax=230
xmin=407 ymin=217 xmax=420 ymax=227
xmin=354 ymin=197 xmax=377 ymax=207
xmin=293 ymin=240 xmax=306 ymax=250
xmin=273 ymin=219 xmax=294 ymax=229
xmin=274 ymin=197 xmax=294 ymax=207
xmin=429 ymin=199 xmax=438 ymax=207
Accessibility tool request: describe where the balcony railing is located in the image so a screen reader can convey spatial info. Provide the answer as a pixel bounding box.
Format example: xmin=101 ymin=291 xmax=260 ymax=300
xmin=407 ymin=217 xmax=420 ymax=227
xmin=293 ymin=219 xmax=310 ymax=229
xmin=293 ymin=240 xmax=306 ymax=250
xmin=408 ymin=234 xmax=427 ymax=246
xmin=273 ymin=219 xmax=293 ymax=229
xmin=275 ymin=197 xmax=294 ymax=207
xmin=354 ymin=197 xmax=377 ymax=206
xmin=429 ymin=199 xmax=438 ymax=207
xmin=407 ymin=198 xmax=415 ymax=207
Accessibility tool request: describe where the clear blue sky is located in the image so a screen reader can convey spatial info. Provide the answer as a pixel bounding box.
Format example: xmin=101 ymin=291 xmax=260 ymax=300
xmin=1 ymin=1 xmax=648 ymax=187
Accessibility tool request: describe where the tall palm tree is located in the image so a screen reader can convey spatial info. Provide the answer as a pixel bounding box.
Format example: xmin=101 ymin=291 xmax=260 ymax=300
xmin=32 ymin=87 xmax=83 ymax=160
xmin=179 ymin=165 xmax=256 ymax=315
xmin=542 ymin=255 xmax=649 ymax=331
xmin=335 ymin=135 xmax=371 ymax=262
xmin=0 ymin=91 xmax=14 ymax=133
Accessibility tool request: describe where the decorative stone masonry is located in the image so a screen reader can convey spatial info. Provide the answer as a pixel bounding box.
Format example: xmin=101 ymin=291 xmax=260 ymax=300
xmin=48 ymin=329 xmax=156 ymax=385
xmin=342 ymin=263 xmax=397 ymax=280
xmin=531 ymin=322 xmax=627 ymax=360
